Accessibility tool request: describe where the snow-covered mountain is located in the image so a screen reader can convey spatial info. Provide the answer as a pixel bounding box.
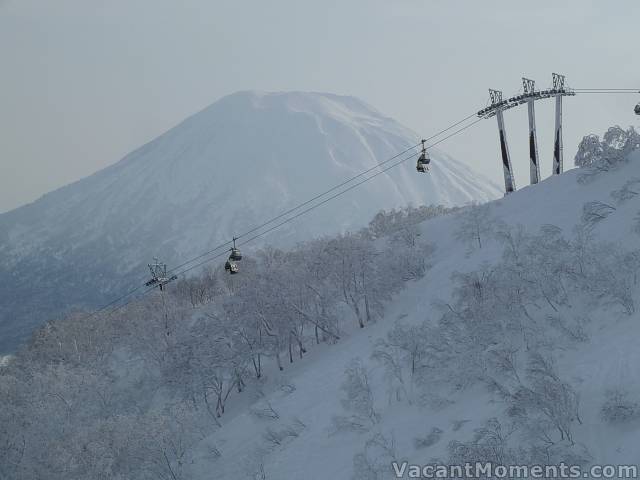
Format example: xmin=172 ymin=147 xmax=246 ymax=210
xmin=0 ymin=91 xmax=500 ymax=352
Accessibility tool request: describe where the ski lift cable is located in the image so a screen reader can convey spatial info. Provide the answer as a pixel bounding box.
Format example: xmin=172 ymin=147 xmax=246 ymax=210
xmin=574 ymin=88 xmax=639 ymax=91
xmin=175 ymin=151 xmax=421 ymax=278
xmin=171 ymin=117 xmax=484 ymax=279
xmin=232 ymin=111 xmax=479 ymax=242
xmin=574 ymin=91 xmax=640 ymax=94
xmin=573 ymin=88 xmax=640 ymax=94
xmin=170 ymin=153 xmax=426 ymax=280
xmin=166 ymin=111 xmax=480 ymax=275
xmin=84 ymin=284 xmax=148 ymax=318
xmin=101 ymin=284 xmax=161 ymax=317
xmin=164 ymin=143 xmax=423 ymax=275
xmin=165 ymin=144 xmax=421 ymax=275
xmin=169 ymin=151 xmax=424 ymax=280
xmin=95 ymin=87 xmax=640 ymax=316
xmin=81 ymin=112 xmax=484 ymax=319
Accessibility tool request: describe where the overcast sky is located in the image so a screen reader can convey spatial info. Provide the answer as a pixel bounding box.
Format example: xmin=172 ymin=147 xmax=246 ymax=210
xmin=1 ymin=0 xmax=638 ymax=213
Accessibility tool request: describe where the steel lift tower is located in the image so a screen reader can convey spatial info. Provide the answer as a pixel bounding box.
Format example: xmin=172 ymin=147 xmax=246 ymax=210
xmin=145 ymin=257 xmax=177 ymax=291
xmin=479 ymin=89 xmax=516 ymax=194
xmin=478 ymin=73 xmax=574 ymax=193
xmin=551 ymin=73 xmax=567 ymax=175
xmin=522 ymin=78 xmax=541 ymax=184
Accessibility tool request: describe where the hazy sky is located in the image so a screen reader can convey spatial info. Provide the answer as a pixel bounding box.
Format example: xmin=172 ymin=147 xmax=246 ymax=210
xmin=1 ymin=0 xmax=639 ymax=213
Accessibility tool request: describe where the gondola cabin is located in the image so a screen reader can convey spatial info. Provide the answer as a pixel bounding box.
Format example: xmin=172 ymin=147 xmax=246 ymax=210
xmin=416 ymin=139 xmax=430 ymax=173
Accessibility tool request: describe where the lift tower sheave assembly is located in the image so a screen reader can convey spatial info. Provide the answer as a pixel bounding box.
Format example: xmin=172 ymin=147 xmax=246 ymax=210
xmin=145 ymin=257 xmax=178 ymax=291
xmin=522 ymin=77 xmax=540 ymax=184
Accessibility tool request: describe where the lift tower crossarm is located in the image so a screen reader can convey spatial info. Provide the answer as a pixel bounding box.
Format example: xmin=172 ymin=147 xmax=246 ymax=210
xmin=477 ymin=80 xmax=575 ymax=119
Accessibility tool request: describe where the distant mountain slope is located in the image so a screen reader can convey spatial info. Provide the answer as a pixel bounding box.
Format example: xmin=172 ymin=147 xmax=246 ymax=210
xmin=0 ymin=91 xmax=500 ymax=351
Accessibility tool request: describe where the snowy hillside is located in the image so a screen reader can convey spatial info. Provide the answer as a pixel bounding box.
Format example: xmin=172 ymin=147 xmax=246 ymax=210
xmin=187 ymin=129 xmax=640 ymax=478
xmin=0 ymin=91 xmax=500 ymax=352
xmin=2 ymin=126 xmax=640 ymax=479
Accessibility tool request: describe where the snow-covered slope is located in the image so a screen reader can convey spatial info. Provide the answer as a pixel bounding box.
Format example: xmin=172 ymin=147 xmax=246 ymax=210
xmin=196 ymin=151 xmax=640 ymax=479
xmin=0 ymin=91 xmax=499 ymax=352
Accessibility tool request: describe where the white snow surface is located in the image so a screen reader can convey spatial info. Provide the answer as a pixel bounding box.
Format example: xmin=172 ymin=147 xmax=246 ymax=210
xmin=190 ymin=153 xmax=640 ymax=479
xmin=0 ymin=91 xmax=500 ymax=351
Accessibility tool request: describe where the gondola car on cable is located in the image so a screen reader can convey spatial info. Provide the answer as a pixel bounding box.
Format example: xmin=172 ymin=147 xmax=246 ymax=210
xmin=416 ymin=139 xmax=431 ymax=173
xmin=229 ymin=237 xmax=242 ymax=261
xmin=225 ymin=238 xmax=242 ymax=274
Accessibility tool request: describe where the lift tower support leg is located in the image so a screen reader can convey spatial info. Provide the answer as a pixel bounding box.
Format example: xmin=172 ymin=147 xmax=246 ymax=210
xmin=552 ymin=73 xmax=565 ymax=175
xmin=523 ymin=78 xmax=540 ymax=184
xmin=528 ymin=100 xmax=541 ymax=183
xmin=485 ymin=89 xmax=516 ymax=194
xmin=496 ymin=109 xmax=516 ymax=194
xmin=553 ymin=94 xmax=563 ymax=175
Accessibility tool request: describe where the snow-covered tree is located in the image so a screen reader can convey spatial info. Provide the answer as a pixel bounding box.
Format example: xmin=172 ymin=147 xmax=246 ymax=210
xmin=575 ymin=126 xmax=640 ymax=176
xmin=454 ymin=202 xmax=502 ymax=252
xmin=332 ymin=358 xmax=379 ymax=433
xmin=574 ymin=134 xmax=604 ymax=168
